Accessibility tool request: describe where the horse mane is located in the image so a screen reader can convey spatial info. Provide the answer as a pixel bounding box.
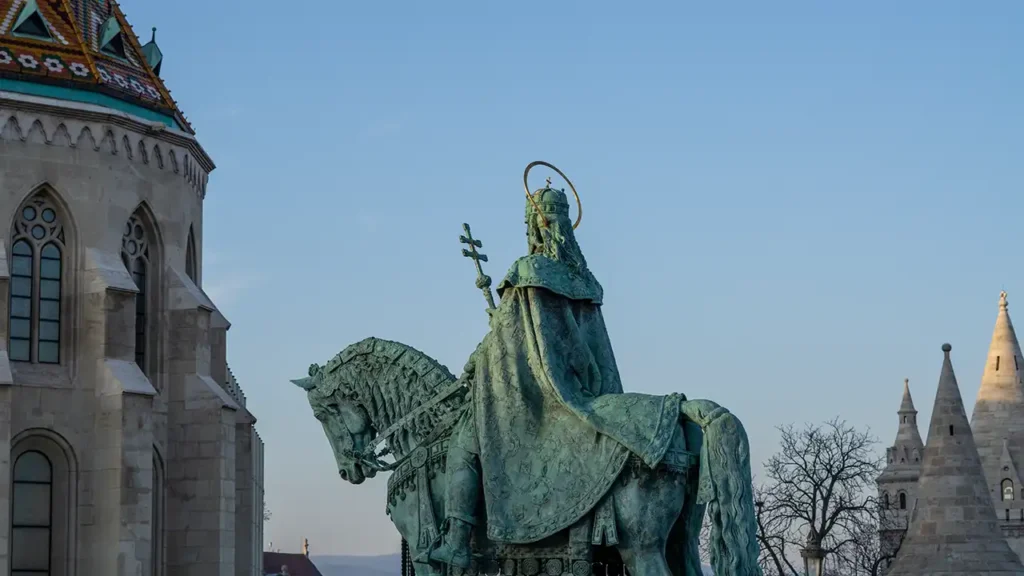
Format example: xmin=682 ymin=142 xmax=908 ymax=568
xmin=315 ymin=337 xmax=460 ymax=456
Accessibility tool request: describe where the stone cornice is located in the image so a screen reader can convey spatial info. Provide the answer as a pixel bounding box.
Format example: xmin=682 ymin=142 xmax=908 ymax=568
xmin=0 ymin=90 xmax=213 ymax=197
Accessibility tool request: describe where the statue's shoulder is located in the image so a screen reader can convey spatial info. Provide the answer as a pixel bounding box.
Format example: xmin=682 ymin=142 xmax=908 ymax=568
xmin=496 ymin=254 xmax=603 ymax=304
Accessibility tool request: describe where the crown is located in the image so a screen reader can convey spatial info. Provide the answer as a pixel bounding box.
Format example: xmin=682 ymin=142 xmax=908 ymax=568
xmin=527 ymin=186 xmax=571 ymax=217
xmin=522 ymin=161 xmax=582 ymax=229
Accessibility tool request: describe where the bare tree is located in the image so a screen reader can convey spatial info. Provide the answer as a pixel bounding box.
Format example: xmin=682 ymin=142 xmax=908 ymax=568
xmin=263 ymin=500 xmax=272 ymax=523
xmin=753 ymin=419 xmax=893 ymax=576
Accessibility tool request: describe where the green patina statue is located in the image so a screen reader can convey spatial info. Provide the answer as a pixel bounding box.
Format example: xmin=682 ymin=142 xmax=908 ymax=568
xmin=293 ymin=163 xmax=761 ymax=576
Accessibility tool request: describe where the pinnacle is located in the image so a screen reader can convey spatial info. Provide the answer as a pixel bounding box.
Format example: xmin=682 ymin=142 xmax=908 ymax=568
xmin=887 ymin=344 xmax=1024 ymax=575
xmin=971 ymin=290 xmax=1024 ymax=515
xmin=899 ymin=378 xmax=916 ymax=413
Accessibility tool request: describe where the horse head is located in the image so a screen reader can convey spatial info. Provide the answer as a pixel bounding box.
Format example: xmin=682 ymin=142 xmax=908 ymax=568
xmin=293 ymin=363 xmax=377 ymax=485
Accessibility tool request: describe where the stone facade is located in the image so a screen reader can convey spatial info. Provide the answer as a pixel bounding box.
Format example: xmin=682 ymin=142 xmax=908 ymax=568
xmin=879 ymin=293 xmax=1024 ymax=567
xmin=0 ymin=83 xmax=263 ymax=576
xmin=885 ymin=344 xmax=1024 ymax=575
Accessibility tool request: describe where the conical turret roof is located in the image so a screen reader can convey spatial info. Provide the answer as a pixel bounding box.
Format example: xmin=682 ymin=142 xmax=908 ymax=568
xmin=971 ymin=291 xmax=1024 ymax=505
xmin=880 ymin=379 xmax=925 ymax=482
xmin=887 ymin=344 xmax=1024 ymax=576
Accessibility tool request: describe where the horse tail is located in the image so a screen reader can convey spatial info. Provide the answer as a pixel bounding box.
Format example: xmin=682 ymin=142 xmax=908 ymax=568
xmin=680 ymin=400 xmax=762 ymax=576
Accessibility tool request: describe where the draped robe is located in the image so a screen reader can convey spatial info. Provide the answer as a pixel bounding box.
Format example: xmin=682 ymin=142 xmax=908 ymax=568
xmin=466 ymin=254 xmax=681 ymax=543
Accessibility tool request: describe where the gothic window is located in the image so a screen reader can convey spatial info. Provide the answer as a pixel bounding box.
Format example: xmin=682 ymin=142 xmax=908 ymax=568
xmin=9 ymin=196 xmax=64 ymax=364
xmin=11 ymin=450 xmax=52 ymax=575
xmin=1003 ymin=479 xmax=1015 ymax=501
xmin=913 ymin=449 xmax=920 ymax=462
xmin=882 ymin=492 xmax=889 ymax=508
xmin=121 ymin=212 xmax=153 ymax=373
xmin=185 ymin=226 xmax=197 ymax=284
xmin=898 ymin=492 xmax=906 ymax=510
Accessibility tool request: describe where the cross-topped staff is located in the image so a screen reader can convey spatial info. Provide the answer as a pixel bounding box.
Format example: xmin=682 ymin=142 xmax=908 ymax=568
xmin=460 ymin=223 xmax=496 ymax=313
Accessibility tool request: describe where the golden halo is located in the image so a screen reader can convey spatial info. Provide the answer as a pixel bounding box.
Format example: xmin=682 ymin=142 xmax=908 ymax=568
xmin=523 ymin=161 xmax=583 ymax=230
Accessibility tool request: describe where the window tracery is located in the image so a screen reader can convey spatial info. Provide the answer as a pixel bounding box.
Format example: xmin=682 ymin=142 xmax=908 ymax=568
xmin=9 ymin=195 xmax=64 ymax=363
xmin=1003 ymin=479 xmax=1015 ymax=501
xmin=121 ymin=213 xmax=152 ymax=373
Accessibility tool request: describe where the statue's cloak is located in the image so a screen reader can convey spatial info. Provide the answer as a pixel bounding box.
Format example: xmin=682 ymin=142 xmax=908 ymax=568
xmin=470 ymin=254 xmax=680 ymax=543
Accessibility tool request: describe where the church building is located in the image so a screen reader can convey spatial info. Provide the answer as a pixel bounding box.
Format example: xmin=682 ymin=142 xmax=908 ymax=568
xmin=879 ymin=292 xmax=1024 ymax=565
xmin=0 ymin=0 xmax=264 ymax=575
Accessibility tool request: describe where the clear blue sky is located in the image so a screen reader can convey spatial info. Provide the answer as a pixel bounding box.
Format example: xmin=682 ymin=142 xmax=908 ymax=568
xmin=125 ymin=0 xmax=1022 ymax=555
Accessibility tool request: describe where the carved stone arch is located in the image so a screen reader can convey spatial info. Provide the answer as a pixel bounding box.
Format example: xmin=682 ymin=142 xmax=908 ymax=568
xmin=122 ymin=134 xmax=133 ymax=160
xmin=10 ymin=426 xmax=79 ymax=576
xmin=25 ymin=119 xmax=47 ymax=144
xmin=121 ymin=201 xmax=164 ymax=386
xmin=100 ymin=129 xmax=117 ymax=155
xmin=8 ymin=183 xmax=79 ymax=369
xmin=75 ymin=125 xmax=96 ymax=150
xmin=152 ymin=143 xmax=164 ymax=169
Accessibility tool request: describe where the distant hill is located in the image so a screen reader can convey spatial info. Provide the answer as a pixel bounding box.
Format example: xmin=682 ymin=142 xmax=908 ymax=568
xmin=311 ymin=554 xmax=400 ymax=576
xmin=309 ymin=554 xmax=713 ymax=576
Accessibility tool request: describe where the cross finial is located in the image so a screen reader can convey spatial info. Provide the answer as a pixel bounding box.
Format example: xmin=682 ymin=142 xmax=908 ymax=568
xmin=545 ymin=177 xmax=552 ymax=188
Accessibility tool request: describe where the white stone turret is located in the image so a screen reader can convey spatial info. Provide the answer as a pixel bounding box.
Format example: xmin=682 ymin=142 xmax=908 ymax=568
xmin=971 ymin=291 xmax=1024 ymax=558
xmin=887 ymin=344 xmax=1024 ymax=575
xmin=877 ymin=378 xmax=925 ymax=560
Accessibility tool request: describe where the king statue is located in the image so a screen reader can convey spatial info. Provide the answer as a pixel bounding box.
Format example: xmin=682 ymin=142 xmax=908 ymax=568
xmin=295 ymin=162 xmax=761 ymax=576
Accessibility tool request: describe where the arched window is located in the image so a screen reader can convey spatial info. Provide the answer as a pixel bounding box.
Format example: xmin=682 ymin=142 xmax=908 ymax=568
xmin=12 ymin=450 xmax=52 ymax=574
xmin=899 ymin=492 xmax=907 ymax=510
xmin=882 ymin=492 xmax=890 ymax=508
xmin=121 ymin=212 xmax=153 ymax=374
xmin=185 ymin=225 xmax=197 ymax=284
xmin=1003 ymin=479 xmax=1015 ymax=501
xmin=9 ymin=195 xmax=65 ymax=363
xmin=10 ymin=431 xmax=76 ymax=576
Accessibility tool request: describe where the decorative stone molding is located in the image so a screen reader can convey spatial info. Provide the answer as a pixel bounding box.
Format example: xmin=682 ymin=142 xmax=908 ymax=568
xmin=0 ymin=91 xmax=212 ymax=198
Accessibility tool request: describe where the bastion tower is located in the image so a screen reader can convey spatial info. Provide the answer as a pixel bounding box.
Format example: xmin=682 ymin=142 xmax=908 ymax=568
xmin=0 ymin=1 xmax=264 ymax=575
xmin=876 ymin=378 xmax=924 ymax=560
xmin=971 ymin=291 xmax=1024 ymax=559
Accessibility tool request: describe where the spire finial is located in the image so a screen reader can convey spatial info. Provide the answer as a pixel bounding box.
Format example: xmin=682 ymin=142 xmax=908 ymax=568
xmin=1001 ymin=290 xmax=1009 ymax=310
xmin=942 ymin=342 xmax=952 ymax=355
xmin=150 ymin=27 xmax=157 ymax=42
xmin=904 ymin=378 xmax=910 ymax=391
xmin=545 ymin=176 xmax=552 ymax=188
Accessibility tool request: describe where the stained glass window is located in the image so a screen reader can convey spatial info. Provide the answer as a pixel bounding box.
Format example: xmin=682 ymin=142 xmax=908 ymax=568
xmin=8 ymin=195 xmax=64 ymax=364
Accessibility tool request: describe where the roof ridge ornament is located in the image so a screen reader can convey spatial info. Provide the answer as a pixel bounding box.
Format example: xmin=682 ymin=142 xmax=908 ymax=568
xmin=522 ymin=161 xmax=582 ymax=230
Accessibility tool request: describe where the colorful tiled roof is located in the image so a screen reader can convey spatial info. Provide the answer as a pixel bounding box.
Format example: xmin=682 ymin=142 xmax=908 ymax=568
xmin=0 ymin=0 xmax=192 ymax=133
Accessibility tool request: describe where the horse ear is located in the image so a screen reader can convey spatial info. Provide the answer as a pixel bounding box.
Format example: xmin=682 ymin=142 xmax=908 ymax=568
xmin=291 ymin=377 xmax=317 ymax=391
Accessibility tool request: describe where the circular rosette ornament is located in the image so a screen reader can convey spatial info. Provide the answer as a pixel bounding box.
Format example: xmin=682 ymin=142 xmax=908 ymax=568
xmin=410 ymin=446 xmax=429 ymax=469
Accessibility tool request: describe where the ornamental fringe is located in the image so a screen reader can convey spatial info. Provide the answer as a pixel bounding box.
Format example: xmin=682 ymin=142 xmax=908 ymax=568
xmin=0 ymin=111 xmax=207 ymax=197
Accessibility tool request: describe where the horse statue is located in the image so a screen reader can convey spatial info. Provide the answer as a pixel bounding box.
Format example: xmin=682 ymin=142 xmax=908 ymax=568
xmin=292 ymin=163 xmax=761 ymax=576
xmin=293 ymin=337 xmax=759 ymax=576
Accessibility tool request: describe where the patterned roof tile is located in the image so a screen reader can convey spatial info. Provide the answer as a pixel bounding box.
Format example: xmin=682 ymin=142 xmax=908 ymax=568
xmin=0 ymin=0 xmax=192 ymax=133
